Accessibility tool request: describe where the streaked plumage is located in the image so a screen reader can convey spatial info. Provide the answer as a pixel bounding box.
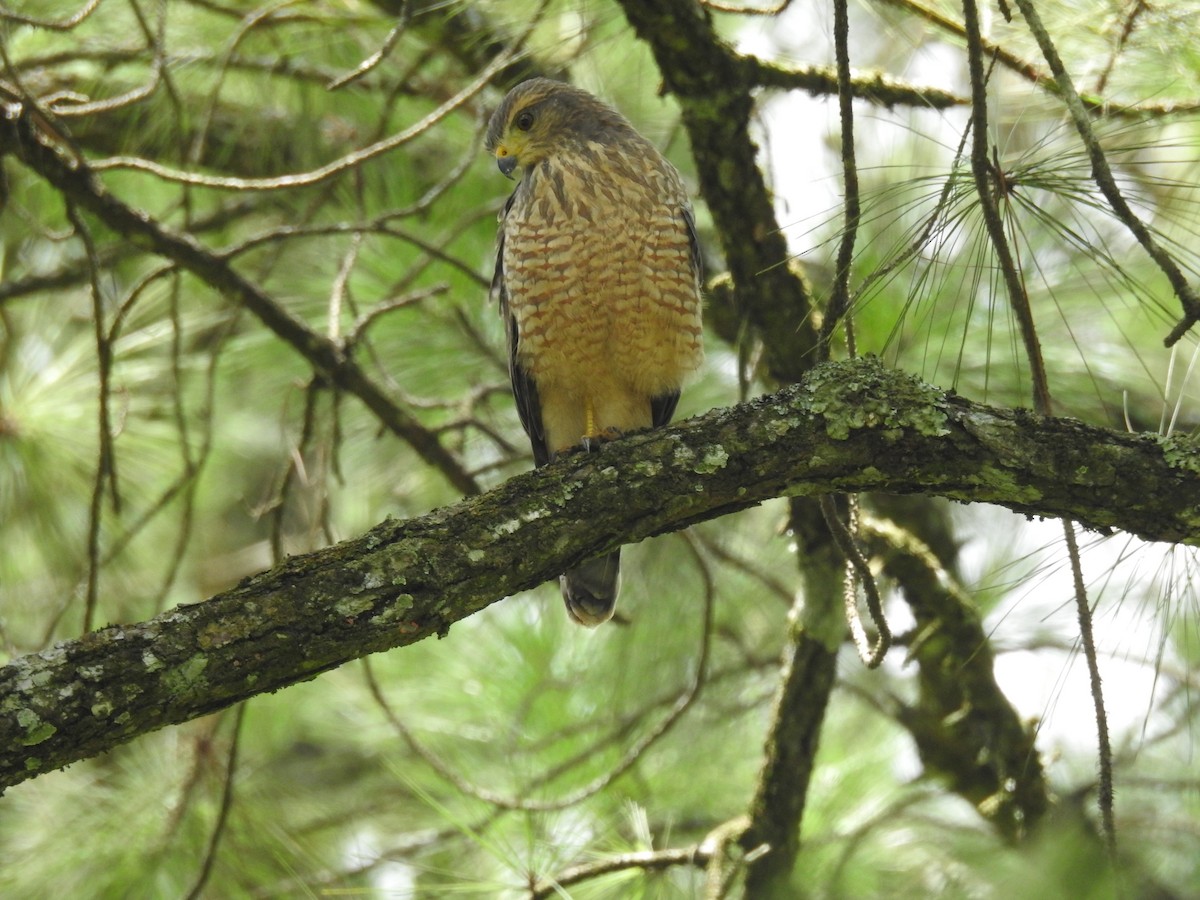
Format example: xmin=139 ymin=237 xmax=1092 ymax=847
xmin=486 ymin=78 xmax=703 ymax=626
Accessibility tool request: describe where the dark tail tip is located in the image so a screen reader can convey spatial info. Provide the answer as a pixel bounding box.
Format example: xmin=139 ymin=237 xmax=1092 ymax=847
xmin=560 ymin=550 xmax=621 ymax=626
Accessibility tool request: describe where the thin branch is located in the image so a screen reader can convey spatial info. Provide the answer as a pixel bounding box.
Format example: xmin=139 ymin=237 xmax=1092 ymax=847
xmin=964 ymin=0 xmax=1117 ymax=856
xmin=530 ymin=846 xmax=708 ymax=897
xmin=327 ymin=232 xmax=362 ymax=342
xmin=960 ymin=0 xmax=1052 ymax=415
xmin=740 ymin=55 xmax=966 ymax=109
xmin=818 ymin=0 xmax=863 ymax=362
xmin=698 ymin=0 xmax=793 ymax=14
xmin=65 ymin=201 xmax=119 ymax=635
xmin=348 ymin=283 xmax=448 ymax=344
xmin=183 ymin=703 xmax=248 ymax=900
xmin=1062 ymin=520 xmax=1118 ymax=859
xmin=691 ymin=530 xmax=793 ymax=607
xmin=87 ymin=3 xmax=546 ymax=191
xmin=879 ymin=0 xmax=1041 ymax=82
xmin=0 ymin=0 xmax=102 ymax=30
xmin=268 ymin=379 xmax=325 ymax=562
xmin=1092 ymin=0 xmax=1151 ymax=95
xmin=822 ymin=495 xmax=890 ymax=667
xmin=327 ymin=0 xmax=412 ymax=90
xmin=876 ymin=0 xmax=1200 ymax=118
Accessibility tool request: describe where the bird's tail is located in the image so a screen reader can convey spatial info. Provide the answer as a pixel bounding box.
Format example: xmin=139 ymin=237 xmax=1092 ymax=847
xmin=560 ymin=550 xmax=621 ymax=627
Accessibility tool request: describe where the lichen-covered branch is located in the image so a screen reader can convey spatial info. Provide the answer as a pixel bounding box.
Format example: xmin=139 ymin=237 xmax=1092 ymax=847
xmin=739 ymin=55 xmax=966 ymax=109
xmin=865 ymin=518 xmax=1048 ymax=840
xmin=2 ymin=358 xmax=1198 ymax=792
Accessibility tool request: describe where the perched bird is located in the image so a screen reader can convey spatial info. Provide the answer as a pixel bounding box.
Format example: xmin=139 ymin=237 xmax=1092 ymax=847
xmin=486 ymin=78 xmax=704 ymax=626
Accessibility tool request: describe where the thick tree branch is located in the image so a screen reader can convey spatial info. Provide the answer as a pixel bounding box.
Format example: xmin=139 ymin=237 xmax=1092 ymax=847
xmin=864 ymin=518 xmax=1048 ymax=840
xmin=2 ymin=358 xmax=1198 ymax=792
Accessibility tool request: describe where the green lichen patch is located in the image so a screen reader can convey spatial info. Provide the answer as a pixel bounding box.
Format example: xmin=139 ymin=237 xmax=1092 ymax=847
xmin=803 ymin=359 xmax=950 ymax=441
xmin=371 ymin=594 xmax=416 ymax=626
xmin=163 ymin=654 xmax=209 ymax=699
xmin=694 ymin=445 xmax=730 ymax=474
xmin=1160 ymin=434 xmax=1200 ymax=476
xmin=335 ymin=595 xmax=375 ymax=618
xmin=633 ymin=458 xmax=663 ymax=477
xmin=17 ymin=708 xmax=56 ymax=746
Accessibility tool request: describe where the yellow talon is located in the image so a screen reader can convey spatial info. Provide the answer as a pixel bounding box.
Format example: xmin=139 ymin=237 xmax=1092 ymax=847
xmin=584 ymin=396 xmax=597 ymax=440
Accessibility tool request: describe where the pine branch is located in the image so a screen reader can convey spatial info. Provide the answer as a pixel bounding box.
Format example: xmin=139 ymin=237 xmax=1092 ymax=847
xmin=0 ymin=99 xmax=478 ymax=497
xmin=738 ymin=55 xmax=966 ymax=109
xmin=3 ymin=357 xmax=1198 ymax=792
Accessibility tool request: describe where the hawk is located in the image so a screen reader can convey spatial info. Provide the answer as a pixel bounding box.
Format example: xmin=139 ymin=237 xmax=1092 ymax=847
xmin=486 ymin=78 xmax=704 ymax=626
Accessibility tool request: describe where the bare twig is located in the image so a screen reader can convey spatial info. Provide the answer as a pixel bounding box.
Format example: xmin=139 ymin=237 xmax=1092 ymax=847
xmin=348 ymin=283 xmax=449 ymax=345
xmin=1093 ymin=0 xmax=1151 ymax=95
xmin=877 ymin=0 xmax=1200 ymax=118
xmin=41 ymin=0 xmax=173 ymax=120
xmin=818 ymin=0 xmax=862 ymax=363
xmin=268 ymin=379 xmax=324 ymax=563
xmin=65 ymin=201 xmax=119 ymax=635
xmin=740 ymin=55 xmax=966 ymax=109
xmin=960 ymin=0 xmax=1052 ymax=415
xmin=0 ymin=0 xmax=102 ymax=30
xmin=530 ymin=846 xmax=709 ymax=897
xmin=327 ymin=232 xmax=363 ymax=341
xmin=183 ymin=704 xmax=248 ymax=900
xmin=698 ymin=0 xmax=793 ymax=14
xmin=327 ymin=0 xmax=412 ymax=90
xmin=89 ymin=2 xmax=548 ymax=190
xmin=1062 ymin=520 xmax=1118 ymax=858
xmin=820 ymin=495 xmax=890 ymax=667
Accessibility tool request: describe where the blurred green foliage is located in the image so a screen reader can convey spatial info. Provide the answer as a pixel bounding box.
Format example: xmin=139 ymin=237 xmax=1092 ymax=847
xmin=0 ymin=0 xmax=1197 ymax=896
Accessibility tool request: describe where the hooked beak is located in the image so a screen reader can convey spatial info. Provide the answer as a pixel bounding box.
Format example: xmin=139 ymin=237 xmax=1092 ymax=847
xmin=497 ymin=154 xmax=518 ymax=178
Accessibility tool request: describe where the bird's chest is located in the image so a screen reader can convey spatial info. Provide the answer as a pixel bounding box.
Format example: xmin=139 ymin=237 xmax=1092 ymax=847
xmin=505 ymin=161 xmax=663 ymax=282
xmin=502 ymin=162 xmax=674 ymax=369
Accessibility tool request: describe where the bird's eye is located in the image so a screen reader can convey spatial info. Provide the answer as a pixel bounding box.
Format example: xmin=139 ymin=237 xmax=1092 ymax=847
xmin=515 ymin=111 xmax=535 ymax=132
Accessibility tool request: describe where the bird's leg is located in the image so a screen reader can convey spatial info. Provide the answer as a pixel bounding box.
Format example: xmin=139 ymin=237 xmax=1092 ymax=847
xmin=584 ymin=395 xmax=598 ymax=443
xmin=580 ymin=395 xmax=623 ymax=451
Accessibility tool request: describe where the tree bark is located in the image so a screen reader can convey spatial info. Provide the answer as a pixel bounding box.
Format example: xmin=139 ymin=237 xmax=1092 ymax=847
xmin=2 ymin=357 xmax=1198 ymax=792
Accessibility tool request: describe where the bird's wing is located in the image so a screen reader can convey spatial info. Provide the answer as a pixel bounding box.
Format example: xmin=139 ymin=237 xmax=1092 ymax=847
xmin=493 ymin=194 xmax=552 ymax=467
xmin=650 ymin=204 xmax=704 ymax=429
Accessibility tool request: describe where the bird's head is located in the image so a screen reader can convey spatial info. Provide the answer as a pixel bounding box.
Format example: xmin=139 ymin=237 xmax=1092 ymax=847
xmin=485 ymin=78 xmax=632 ymax=179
